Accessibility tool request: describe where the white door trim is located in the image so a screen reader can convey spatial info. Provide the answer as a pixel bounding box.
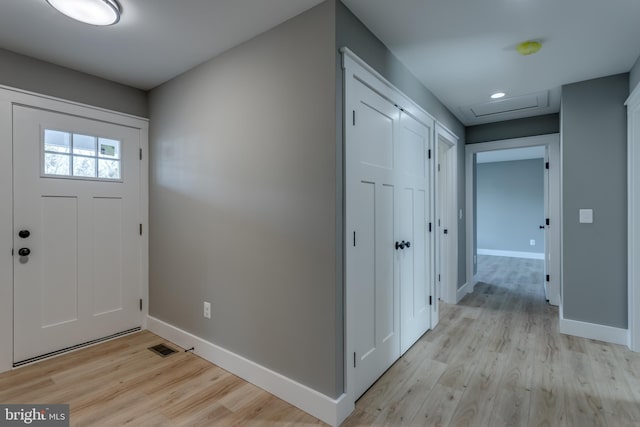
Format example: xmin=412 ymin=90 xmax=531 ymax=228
xmin=0 ymin=85 xmax=148 ymax=373
xmin=626 ymin=83 xmax=640 ymax=352
xmin=465 ymin=134 xmax=561 ymax=305
xmin=435 ymin=124 xmax=459 ymax=305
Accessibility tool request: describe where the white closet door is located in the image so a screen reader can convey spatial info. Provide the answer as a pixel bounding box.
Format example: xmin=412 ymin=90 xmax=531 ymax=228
xmin=347 ymin=79 xmax=401 ymax=399
xmin=398 ymin=112 xmax=431 ymax=354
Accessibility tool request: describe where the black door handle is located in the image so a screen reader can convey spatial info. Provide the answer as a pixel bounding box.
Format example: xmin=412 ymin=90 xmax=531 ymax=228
xmin=18 ymin=230 xmax=30 ymax=238
xmin=443 ymin=229 xmax=448 ymax=234
xmin=395 ymin=241 xmax=405 ymax=250
xmin=404 ymin=241 xmax=411 ymax=248
xmin=18 ymin=248 xmax=30 ymax=257
xmin=539 ymin=225 xmax=545 ymax=229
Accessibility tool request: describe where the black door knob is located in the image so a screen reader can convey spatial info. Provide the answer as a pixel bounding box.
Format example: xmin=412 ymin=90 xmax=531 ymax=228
xmin=395 ymin=241 xmax=405 ymax=250
xmin=404 ymin=241 xmax=411 ymax=248
xmin=18 ymin=230 xmax=30 ymax=238
xmin=18 ymin=248 xmax=30 ymax=257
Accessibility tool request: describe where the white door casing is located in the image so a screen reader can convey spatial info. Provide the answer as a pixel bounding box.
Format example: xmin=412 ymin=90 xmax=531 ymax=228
xmin=627 ymin=84 xmax=640 ymax=352
xmin=13 ymin=105 xmax=144 ymax=364
xmin=465 ymin=134 xmax=561 ymax=306
xmin=343 ymin=48 xmax=436 ymax=403
xmin=436 ymin=124 xmax=459 ymax=305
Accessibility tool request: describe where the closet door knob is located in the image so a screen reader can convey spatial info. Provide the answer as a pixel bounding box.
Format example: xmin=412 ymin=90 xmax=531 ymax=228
xmin=404 ymin=241 xmax=411 ymax=248
xmin=395 ymin=241 xmax=405 ymax=250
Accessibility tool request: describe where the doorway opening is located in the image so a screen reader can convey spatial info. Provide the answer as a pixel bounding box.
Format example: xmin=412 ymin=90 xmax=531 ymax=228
xmin=465 ymin=134 xmax=561 ymax=307
xmin=475 ymin=146 xmax=546 ymax=303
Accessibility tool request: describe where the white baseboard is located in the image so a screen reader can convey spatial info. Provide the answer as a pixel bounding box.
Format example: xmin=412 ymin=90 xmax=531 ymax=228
xmin=559 ymin=315 xmax=628 ymax=346
xmin=456 ymin=282 xmax=471 ymax=303
xmin=146 ymin=316 xmax=350 ymax=427
xmin=477 ymin=249 xmax=544 ymax=260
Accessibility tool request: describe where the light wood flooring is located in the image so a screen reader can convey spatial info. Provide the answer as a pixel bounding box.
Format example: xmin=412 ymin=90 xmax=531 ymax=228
xmin=0 ymin=331 xmax=325 ymax=426
xmin=2 ymin=255 xmax=640 ymax=426
xmin=343 ymin=255 xmax=640 ymax=427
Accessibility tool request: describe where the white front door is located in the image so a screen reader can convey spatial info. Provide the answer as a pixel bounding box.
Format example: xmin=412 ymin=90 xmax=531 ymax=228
xmin=398 ymin=112 xmax=431 ymax=354
xmin=13 ymin=105 xmax=143 ymax=364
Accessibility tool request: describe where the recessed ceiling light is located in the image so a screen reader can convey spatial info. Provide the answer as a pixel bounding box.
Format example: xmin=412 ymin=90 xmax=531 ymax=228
xmin=491 ymin=92 xmax=506 ymax=99
xmin=46 ymin=0 xmax=121 ymax=26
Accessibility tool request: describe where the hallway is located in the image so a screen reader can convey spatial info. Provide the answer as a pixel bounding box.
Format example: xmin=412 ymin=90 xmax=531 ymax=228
xmin=343 ymin=257 xmax=640 ymax=427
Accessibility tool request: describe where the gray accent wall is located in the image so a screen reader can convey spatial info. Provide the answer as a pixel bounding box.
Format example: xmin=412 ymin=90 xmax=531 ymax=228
xmin=0 ymin=48 xmax=147 ymax=117
xmin=561 ymin=73 xmax=628 ymax=329
xmin=467 ymin=114 xmax=560 ymax=144
xmin=631 ymin=55 xmax=640 ymax=93
xmin=149 ymin=1 xmax=340 ymax=397
xmin=477 ymin=159 xmax=545 ymax=253
xmin=336 ymin=0 xmax=467 ymax=288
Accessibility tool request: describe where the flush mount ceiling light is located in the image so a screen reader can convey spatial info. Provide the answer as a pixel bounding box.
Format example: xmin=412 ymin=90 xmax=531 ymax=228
xmin=46 ymin=0 xmax=121 ymax=26
xmin=516 ymin=40 xmax=542 ymax=56
xmin=491 ymin=92 xmax=506 ymax=99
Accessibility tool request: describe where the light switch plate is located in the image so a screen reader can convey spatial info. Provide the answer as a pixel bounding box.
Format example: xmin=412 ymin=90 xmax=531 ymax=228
xmin=579 ymin=209 xmax=593 ymax=224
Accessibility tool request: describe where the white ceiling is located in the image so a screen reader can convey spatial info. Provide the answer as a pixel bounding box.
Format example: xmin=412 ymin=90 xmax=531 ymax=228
xmin=0 ymin=1 xmax=639 ymax=126
xmin=342 ymin=0 xmax=640 ymax=125
xmin=0 ymin=0 xmax=324 ymax=90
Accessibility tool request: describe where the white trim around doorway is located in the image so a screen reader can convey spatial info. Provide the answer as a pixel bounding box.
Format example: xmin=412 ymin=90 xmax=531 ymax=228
xmin=627 ymin=83 xmax=640 ymax=352
xmin=435 ymin=123 xmax=459 ymax=306
xmin=465 ymin=134 xmax=561 ymax=306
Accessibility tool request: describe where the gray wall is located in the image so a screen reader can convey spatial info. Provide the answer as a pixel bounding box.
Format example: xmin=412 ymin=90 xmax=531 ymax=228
xmin=631 ymin=55 xmax=640 ymax=93
xmin=149 ymin=1 xmax=341 ymax=397
xmin=561 ymin=73 xmax=628 ymax=328
xmin=336 ymin=0 xmax=467 ymax=288
xmin=467 ymin=114 xmax=559 ymax=144
xmin=0 ymin=48 xmax=147 ymax=117
xmin=477 ymin=159 xmax=544 ymax=253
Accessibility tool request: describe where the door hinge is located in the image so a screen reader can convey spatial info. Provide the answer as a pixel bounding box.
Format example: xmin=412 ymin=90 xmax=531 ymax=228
xmin=438 ymin=164 xmax=441 ymax=172
xmin=428 ymin=149 xmax=432 ymax=159
xmin=352 ymin=110 xmax=356 ymax=126
xmin=139 ymin=299 xmax=143 ymax=311
xmin=546 ymin=274 xmax=550 ymax=282
xmin=139 ymin=148 xmax=142 ymax=160
xmin=438 ymin=274 xmax=441 ymax=282
xmin=11 ymin=248 xmax=14 ymax=256
xmin=429 ymin=296 xmax=433 ymax=306
xmin=353 ymin=231 xmax=356 ymax=247
xmin=139 ymin=224 xmax=143 ymax=235
xmin=428 ymin=222 xmax=432 ymax=232
xmin=353 ymin=352 xmax=356 ymax=368
xmin=546 ymin=218 xmax=550 ymax=226
xmin=545 ymin=162 xmax=549 ymax=169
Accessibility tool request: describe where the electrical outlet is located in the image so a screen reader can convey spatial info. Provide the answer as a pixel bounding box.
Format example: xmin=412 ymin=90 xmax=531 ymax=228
xmin=203 ymin=301 xmax=211 ymax=319
xmin=530 ymin=239 xmax=535 ymax=246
